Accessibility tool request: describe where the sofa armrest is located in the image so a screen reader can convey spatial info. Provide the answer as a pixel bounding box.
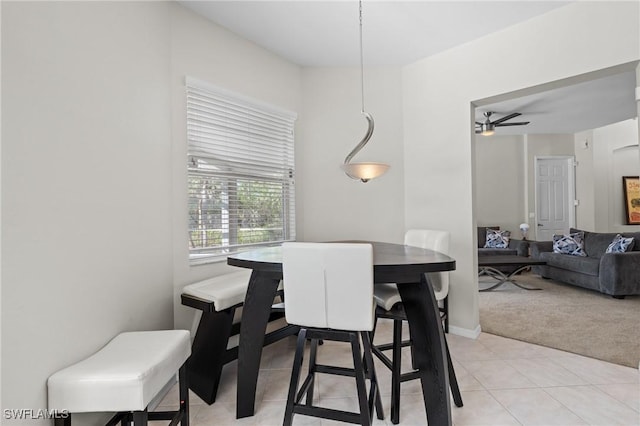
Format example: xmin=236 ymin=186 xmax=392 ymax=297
xmin=530 ymin=241 xmax=553 ymax=259
xmin=508 ymin=238 xmax=530 ymax=257
xmin=599 ymin=251 xmax=640 ymax=296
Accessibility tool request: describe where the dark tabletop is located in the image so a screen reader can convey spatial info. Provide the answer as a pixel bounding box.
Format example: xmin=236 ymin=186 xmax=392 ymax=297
xmin=228 ymin=241 xmax=456 ymax=283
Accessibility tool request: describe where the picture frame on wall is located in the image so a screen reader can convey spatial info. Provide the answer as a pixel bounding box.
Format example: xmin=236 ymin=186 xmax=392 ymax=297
xmin=622 ymin=176 xmax=640 ymax=225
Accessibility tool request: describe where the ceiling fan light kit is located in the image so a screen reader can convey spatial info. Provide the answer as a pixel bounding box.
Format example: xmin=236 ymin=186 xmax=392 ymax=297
xmin=476 ymin=111 xmax=530 ymax=136
xmin=341 ymin=0 xmax=389 ymax=183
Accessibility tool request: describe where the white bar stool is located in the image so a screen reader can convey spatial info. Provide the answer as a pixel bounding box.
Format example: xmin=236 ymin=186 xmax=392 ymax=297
xmin=281 ymin=242 xmax=384 ymax=426
xmin=371 ymin=229 xmax=463 ymax=424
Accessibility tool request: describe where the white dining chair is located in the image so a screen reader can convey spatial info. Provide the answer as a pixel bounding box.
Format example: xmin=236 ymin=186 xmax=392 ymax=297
xmin=371 ymin=229 xmax=462 ymax=425
xmin=281 ymin=242 xmax=384 ymax=426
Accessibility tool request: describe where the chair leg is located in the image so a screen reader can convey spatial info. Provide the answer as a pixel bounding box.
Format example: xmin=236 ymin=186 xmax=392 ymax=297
xmin=360 ymin=331 xmax=384 ymax=421
xmin=284 ymin=329 xmax=307 ymax=426
xmin=363 ymin=316 xmax=379 ymax=374
xmin=306 ymin=338 xmax=319 ymax=405
xmin=374 ymin=305 xmax=462 ymax=424
xmin=390 ymin=319 xmax=403 ymax=425
xmin=349 ymin=332 xmax=371 ymax=426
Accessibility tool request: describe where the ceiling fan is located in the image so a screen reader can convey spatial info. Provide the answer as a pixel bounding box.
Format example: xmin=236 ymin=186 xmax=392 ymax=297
xmin=475 ymin=111 xmax=530 ymax=136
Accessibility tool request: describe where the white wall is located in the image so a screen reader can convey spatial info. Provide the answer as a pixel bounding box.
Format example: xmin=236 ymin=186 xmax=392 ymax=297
xmin=593 ymin=119 xmax=640 ymax=232
xmin=298 ymin=67 xmax=404 ymax=244
xmin=168 ymin=3 xmax=302 ymax=332
xmin=575 ymin=129 xmax=596 ymax=230
xmin=2 ymin=2 xmax=172 ymax=423
xmin=403 ymin=1 xmax=639 ymax=334
xmin=1 ymin=2 xmax=303 ymax=422
xmin=474 ymin=134 xmax=526 ymax=234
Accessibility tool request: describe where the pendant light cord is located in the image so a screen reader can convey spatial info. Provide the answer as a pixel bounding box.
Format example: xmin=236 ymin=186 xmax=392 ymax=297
xmin=343 ymin=0 xmax=376 ymax=168
xmin=359 ymin=0 xmax=365 ymax=113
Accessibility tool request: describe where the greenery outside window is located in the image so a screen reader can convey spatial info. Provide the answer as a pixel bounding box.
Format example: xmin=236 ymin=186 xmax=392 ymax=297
xmin=186 ymin=77 xmax=296 ymax=263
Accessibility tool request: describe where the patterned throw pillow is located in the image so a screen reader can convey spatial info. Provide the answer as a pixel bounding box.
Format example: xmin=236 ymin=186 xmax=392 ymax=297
xmin=552 ymin=232 xmax=586 ymax=256
xmin=484 ymin=228 xmax=510 ymax=249
xmin=605 ymin=234 xmax=635 ymax=253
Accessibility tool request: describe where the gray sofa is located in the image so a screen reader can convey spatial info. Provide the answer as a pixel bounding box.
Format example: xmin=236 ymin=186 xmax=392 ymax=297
xmin=530 ymin=228 xmax=640 ymax=298
xmin=477 ymin=226 xmax=529 ymax=257
xmin=477 ymin=226 xmax=529 ymax=273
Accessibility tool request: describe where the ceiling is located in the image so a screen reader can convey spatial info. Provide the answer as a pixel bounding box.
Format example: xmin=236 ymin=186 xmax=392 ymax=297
xmin=178 ymin=1 xmax=638 ymax=135
xmin=476 ymin=70 xmax=638 ymax=135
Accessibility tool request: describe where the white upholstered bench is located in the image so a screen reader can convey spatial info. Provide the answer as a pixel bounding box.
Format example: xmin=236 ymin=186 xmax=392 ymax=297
xmin=48 ymin=330 xmax=191 ymax=426
xmin=181 ymin=269 xmax=297 ymax=404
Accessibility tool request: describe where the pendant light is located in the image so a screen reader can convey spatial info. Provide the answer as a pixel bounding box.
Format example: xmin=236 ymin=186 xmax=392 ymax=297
xmin=341 ymin=0 xmax=390 ymax=183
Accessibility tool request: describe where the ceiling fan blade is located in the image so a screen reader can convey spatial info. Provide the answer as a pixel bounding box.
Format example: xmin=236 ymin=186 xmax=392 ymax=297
xmin=495 ymin=121 xmax=530 ymax=127
xmin=475 ymin=122 xmax=484 ymax=126
xmin=491 ymin=112 xmax=521 ymax=125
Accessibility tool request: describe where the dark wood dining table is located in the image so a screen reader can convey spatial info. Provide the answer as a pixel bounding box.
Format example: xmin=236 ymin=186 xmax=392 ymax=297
xmin=227 ymin=241 xmax=456 ymax=425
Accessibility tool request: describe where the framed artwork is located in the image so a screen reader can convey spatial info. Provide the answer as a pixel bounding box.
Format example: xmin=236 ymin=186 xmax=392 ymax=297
xmin=622 ymin=176 xmax=640 ymax=225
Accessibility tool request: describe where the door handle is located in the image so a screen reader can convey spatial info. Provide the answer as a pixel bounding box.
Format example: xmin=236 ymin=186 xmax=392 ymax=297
xmin=537 ymin=224 xmax=543 ymax=227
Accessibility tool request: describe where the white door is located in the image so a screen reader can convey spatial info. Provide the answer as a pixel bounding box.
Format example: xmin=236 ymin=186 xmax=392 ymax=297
xmin=535 ymin=157 xmax=575 ymax=241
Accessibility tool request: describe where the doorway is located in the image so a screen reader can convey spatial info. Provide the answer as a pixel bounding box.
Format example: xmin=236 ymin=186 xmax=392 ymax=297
xmin=534 ymin=156 xmax=576 ymax=240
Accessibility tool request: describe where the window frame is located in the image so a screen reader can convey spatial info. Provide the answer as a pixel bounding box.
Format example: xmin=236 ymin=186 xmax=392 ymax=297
xmin=186 ymin=77 xmax=297 ymax=264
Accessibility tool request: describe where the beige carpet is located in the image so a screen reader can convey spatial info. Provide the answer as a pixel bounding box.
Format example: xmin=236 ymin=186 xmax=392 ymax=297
xmin=479 ymin=272 xmax=640 ymax=368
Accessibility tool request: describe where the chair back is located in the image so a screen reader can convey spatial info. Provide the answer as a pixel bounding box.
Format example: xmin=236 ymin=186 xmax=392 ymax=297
xmin=404 ymin=229 xmax=450 ymax=299
xmin=282 ymin=242 xmax=374 ymax=331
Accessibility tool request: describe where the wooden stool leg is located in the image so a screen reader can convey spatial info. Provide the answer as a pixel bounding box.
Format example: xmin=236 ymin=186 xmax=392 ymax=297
xmin=390 ymin=318 xmax=403 ymax=424
xmin=306 ymin=338 xmax=319 ymax=405
xmin=350 ymin=332 xmax=371 ymax=426
xmin=284 ymin=329 xmax=307 ymax=426
xmin=361 ymin=331 xmax=384 ymax=421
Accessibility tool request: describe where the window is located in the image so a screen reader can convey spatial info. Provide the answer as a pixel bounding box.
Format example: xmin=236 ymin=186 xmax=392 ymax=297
xmin=186 ymin=77 xmax=296 ymax=263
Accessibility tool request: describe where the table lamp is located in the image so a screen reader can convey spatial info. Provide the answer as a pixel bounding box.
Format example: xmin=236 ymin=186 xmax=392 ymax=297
xmin=519 ymin=223 xmax=530 ymax=240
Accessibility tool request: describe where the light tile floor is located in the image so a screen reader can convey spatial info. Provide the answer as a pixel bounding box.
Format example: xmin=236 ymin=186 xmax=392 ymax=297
xmin=159 ymin=319 xmax=639 ymax=425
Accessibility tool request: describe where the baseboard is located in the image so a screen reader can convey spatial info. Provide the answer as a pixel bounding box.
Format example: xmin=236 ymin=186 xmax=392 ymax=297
xmin=448 ymin=324 xmax=481 ymax=339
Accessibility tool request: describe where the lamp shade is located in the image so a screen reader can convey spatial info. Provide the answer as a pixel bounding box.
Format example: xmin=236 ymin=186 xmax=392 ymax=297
xmin=341 ymin=162 xmax=390 ymax=183
xmin=519 ymin=223 xmax=530 ymax=238
xmin=481 ymin=123 xmax=495 ymax=136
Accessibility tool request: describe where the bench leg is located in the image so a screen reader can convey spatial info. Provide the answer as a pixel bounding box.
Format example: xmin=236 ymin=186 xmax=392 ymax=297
xmin=187 ymin=308 xmax=235 ymax=404
xmin=179 ymin=363 xmax=190 ymax=426
xmin=54 ymin=415 xmax=71 ymax=426
xmin=132 ymin=409 xmax=148 ymax=426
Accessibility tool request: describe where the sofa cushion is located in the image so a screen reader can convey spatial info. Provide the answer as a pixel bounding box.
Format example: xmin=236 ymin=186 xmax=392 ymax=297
xmin=478 ymin=247 xmax=518 ymax=256
xmin=553 ymin=232 xmax=586 ymax=257
xmin=484 ymin=229 xmax=510 ymax=248
xmin=605 ymin=234 xmax=635 ymax=253
xmin=539 ymin=252 xmax=600 ymax=276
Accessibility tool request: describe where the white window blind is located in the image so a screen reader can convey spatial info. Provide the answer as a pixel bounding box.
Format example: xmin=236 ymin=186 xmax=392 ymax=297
xmin=186 ymin=77 xmax=296 ymax=262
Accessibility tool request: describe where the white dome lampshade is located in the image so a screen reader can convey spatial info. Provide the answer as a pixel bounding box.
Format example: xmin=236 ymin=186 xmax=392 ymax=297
xmin=341 ymin=162 xmax=390 ymax=183
xmin=519 ymin=223 xmax=530 ymax=239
